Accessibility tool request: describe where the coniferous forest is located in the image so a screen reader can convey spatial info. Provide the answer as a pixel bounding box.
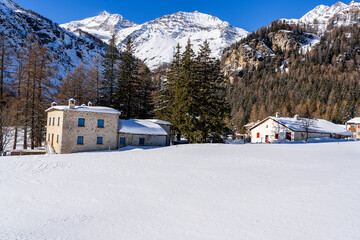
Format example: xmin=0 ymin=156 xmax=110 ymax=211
xmin=224 ymin=22 xmax=360 ymax=132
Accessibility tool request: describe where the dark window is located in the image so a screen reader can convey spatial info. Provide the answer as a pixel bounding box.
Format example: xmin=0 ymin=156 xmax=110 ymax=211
xmin=58 ymin=117 xmax=60 ymax=126
xmin=49 ymin=118 xmax=51 ymax=126
xmin=53 ymin=117 xmax=55 ymax=126
xmin=77 ymin=136 xmax=84 ymax=145
xmin=139 ymin=138 xmax=145 ymax=146
xmin=57 ymin=135 xmax=59 ymax=143
xmin=48 ymin=134 xmax=50 ymax=141
xmin=275 ymin=134 xmax=279 ymax=140
xmin=120 ymin=137 xmax=125 ymax=145
xmin=98 ymin=119 xmax=104 ymax=128
xmin=97 ymin=137 xmax=103 ymax=145
xmin=78 ymin=118 xmax=85 ymax=127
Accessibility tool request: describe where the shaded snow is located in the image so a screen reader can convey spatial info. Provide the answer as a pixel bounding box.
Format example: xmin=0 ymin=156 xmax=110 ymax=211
xmin=0 ymin=143 xmax=359 ymax=239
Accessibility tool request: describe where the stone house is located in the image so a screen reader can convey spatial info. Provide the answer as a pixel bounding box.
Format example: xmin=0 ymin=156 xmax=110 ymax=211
xmin=46 ymin=99 xmax=172 ymax=154
xmin=118 ymin=119 xmax=172 ymax=147
xmin=46 ymin=99 xmax=121 ymax=154
xmin=250 ymin=113 xmax=351 ymax=143
xmin=346 ymin=117 xmax=360 ymax=139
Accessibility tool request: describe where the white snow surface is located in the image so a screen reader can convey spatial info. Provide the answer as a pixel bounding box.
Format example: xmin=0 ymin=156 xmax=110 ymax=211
xmin=46 ymin=105 xmax=121 ymax=115
xmin=118 ymin=119 xmax=168 ymax=135
xmin=271 ymin=116 xmax=351 ymax=135
xmin=61 ymin=11 xmax=248 ymax=70
xmin=0 ymin=143 xmax=360 ymax=239
xmin=284 ymin=1 xmax=360 ymax=34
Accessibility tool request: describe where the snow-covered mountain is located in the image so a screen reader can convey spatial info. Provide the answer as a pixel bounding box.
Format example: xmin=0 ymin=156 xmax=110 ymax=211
xmin=0 ymin=0 xmax=107 ymax=79
xmin=286 ymin=1 xmax=360 ymax=34
xmin=61 ymin=11 xmax=248 ymax=70
xmin=62 ymin=11 xmax=137 ymax=43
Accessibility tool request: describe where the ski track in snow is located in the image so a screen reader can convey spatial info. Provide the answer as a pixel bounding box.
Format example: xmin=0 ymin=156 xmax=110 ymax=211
xmin=0 ymin=143 xmax=360 ymax=239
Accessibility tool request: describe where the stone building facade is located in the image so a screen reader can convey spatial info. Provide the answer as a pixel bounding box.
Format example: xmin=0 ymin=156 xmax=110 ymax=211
xmin=46 ymin=99 xmax=120 ymax=154
xmin=46 ymin=99 xmax=172 ymax=154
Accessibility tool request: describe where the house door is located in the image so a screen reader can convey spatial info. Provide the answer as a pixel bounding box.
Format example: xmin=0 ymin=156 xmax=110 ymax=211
xmin=51 ymin=134 xmax=54 ymax=147
xmin=265 ymin=135 xmax=269 ymax=143
xmin=286 ymin=132 xmax=292 ymax=141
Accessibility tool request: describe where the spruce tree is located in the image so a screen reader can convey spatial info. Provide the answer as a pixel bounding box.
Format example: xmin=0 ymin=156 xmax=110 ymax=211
xmin=116 ymin=38 xmax=138 ymax=119
xmin=100 ymin=33 xmax=119 ymax=108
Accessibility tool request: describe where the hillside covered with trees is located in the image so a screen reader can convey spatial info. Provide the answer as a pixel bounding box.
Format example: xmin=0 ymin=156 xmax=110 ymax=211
xmin=222 ymin=21 xmax=360 ymax=132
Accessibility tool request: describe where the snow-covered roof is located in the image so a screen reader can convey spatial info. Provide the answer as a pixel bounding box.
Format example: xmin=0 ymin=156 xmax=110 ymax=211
xmin=45 ymin=105 xmax=121 ymax=115
xmin=252 ymin=116 xmax=352 ymax=136
xmin=145 ymin=119 xmax=172 ymax=125
xmin=347 ymin=117 xmax=360 ymax=124
xmin=118 ymin=119 xmax=168 ymax=136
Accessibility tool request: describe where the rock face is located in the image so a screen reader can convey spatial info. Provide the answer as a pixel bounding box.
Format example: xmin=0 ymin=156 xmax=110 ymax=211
xmin=285 ymin=1 xmax=360 ymax=34
xmin=0 ymin=0 xmax=107 ymax=79
xmin=61 ymin=11 xmax=248 ymax=70
xmin=221 ymin=29 xmax=320 ymax=83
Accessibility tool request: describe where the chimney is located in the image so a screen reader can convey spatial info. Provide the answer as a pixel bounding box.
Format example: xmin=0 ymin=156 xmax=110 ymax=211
xmin=275 ymin=112 xmax=280 ymax=118
xmin=294 ymin=114 xmax=300 ymax=120
xmin=51 ymin=102 xmax=57 ymax=107
xmin=88 ymin=102 xmax=93 ymax=107
xmin=69 ymin=98 xmax=76 ymax=109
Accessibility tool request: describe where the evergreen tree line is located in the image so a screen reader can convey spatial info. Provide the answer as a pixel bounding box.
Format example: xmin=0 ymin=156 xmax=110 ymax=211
xmin=225 ymin=24 xmax=360 ymax=132
xmin=157 ymin=40 xmax=230 ymax=143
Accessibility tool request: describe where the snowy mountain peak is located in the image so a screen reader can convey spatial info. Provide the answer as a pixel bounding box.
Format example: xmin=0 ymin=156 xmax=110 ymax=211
xmin=60 ymin=11 xmax=137 ymax=42
xmin=285 ymin=1 xmax=360 ymax=34
xmin=63 ymin=11 xmax=248 ymax=70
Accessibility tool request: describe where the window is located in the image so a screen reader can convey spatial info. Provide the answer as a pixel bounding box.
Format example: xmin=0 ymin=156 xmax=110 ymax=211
xmin=120 ymin=137 xmax=125 ymax=145
xmin=58 ymin=117 xmax=60 ymax=126
xmin=97 ymin=137 xmax=103 ymax=145
xmin=77 ymin=136 xmax=84 ymax=145
xmin=57 ymin=135 xmax=59 ymax=143
xmin=275 ymin=134 xmax=279 ymax=140
xmin=97 ymin=119 xmax=104 ymax=128
xmin=53 ymin=117 xmax=55 ymax=126
xmin=49 ymin=117 xmax=51 ymax=126
xmin=139 ymin=138 xmax=145 ymax=146
xmin=257 ymin=133 xmax=260 ymax=138
xmin=48 ymin=134 xmax=50 ymax=141
xmin=78 ymin=118 xmax=85 ymax=127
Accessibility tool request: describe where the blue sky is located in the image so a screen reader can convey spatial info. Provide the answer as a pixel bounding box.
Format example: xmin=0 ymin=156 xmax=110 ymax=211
xmin=15 ymin=0 xmax=346 ymax=31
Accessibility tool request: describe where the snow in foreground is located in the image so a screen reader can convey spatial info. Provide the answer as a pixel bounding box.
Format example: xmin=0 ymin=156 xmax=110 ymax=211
xmin=0 ymin=143 xmax=359 ymax=239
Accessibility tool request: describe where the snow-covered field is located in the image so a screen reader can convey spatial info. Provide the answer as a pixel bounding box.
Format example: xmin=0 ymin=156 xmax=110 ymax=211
xmin=0 ymin=143 xmax=359 ymax=239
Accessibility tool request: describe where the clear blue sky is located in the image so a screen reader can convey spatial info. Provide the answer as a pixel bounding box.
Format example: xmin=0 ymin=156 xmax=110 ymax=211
xmin=15 ymin=0 xmax=347 ymax=31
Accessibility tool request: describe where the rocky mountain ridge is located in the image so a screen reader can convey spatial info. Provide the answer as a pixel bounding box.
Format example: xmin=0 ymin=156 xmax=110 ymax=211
xmin=0 ymin=0 xmax=107 ymax=79
xmin=61 ymin=11 xmax=248 ymax=70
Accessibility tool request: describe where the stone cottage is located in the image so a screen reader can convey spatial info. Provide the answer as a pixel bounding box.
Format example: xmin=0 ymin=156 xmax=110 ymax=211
xmin=46 ymin=99 xmax=172 ymax=154
xmin=118 ymin=119 xmax=171 ymax=147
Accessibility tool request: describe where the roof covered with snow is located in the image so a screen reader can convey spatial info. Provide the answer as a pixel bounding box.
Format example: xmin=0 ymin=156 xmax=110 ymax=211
xmin=118 ymin=119 xmax=168 ymax=135
xmin=145 ymin=119 xmax=172 ymax=125
xmin=347 ymin=117 xmax=360 ymax=124
xmin=252 ymin=116 xmax=352 ymax=136
xmin=46 ymin=105 xmax=121 ymax=115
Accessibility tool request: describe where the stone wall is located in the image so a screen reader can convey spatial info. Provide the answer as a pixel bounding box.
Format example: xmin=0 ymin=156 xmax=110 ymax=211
xmin=118 ymin=133 xmax=167 ymax=147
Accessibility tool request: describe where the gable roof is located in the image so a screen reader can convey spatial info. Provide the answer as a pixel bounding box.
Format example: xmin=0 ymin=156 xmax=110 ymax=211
xmin=347 ymin=117 xmax=360 ymax=124
xmin=251 ymin=116 xmax=351 ymax=136
xmin=118 ymin=119 xmax=168 ymax=136
xmin=46 ymin=105 xmax=121 ymax=115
